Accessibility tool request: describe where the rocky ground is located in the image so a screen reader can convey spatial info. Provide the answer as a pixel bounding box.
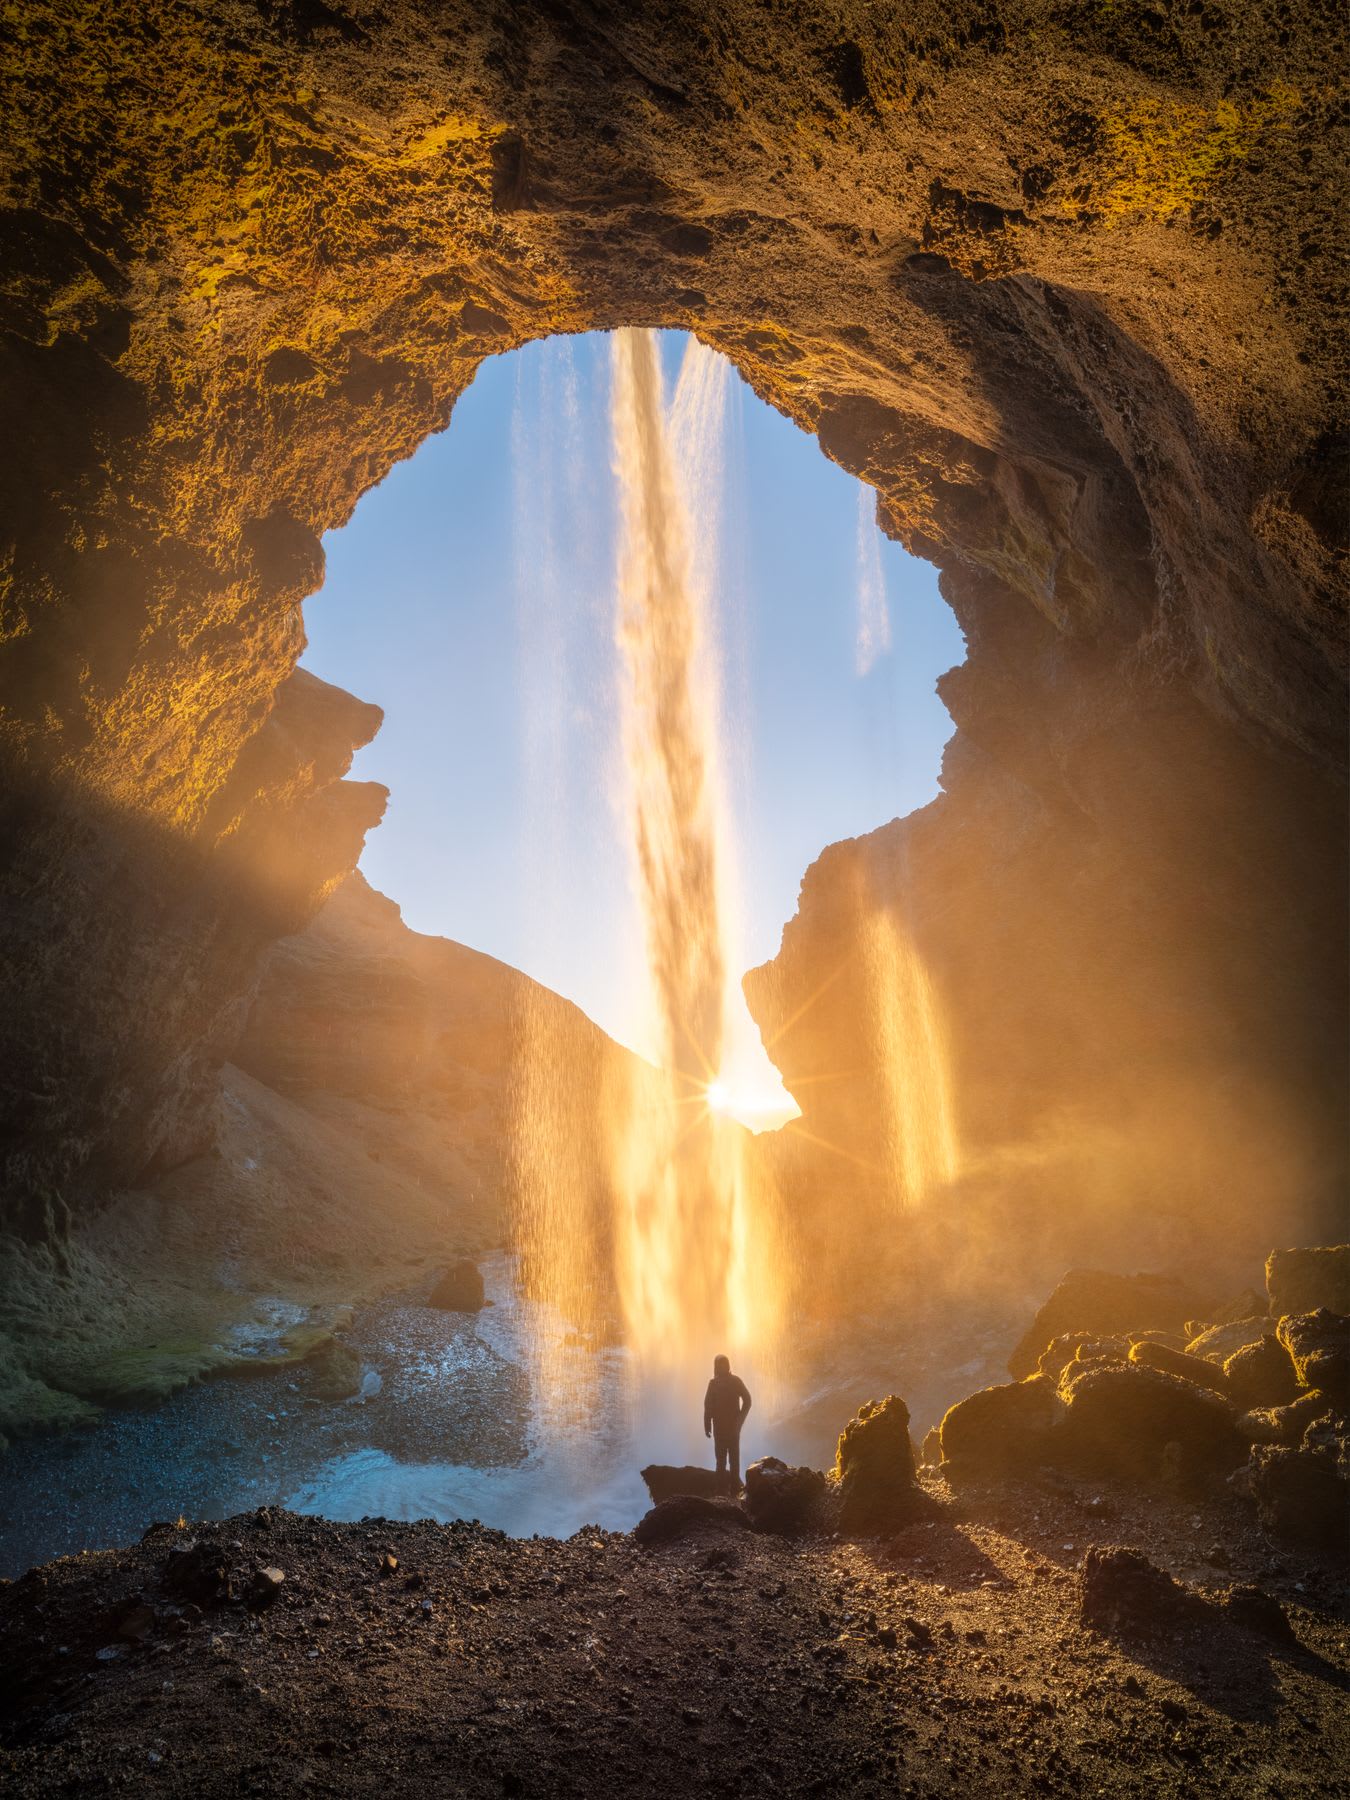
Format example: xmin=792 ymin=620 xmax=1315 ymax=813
xmin=2 ymin=1463 xmax=1346 ymax=1799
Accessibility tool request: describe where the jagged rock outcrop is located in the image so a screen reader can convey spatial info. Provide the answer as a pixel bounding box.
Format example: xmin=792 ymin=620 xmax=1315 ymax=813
xmin=833 ymin=1394 xmax=930 ymax=1532
xmin=0 ymin=1 xmax=1344 ymax=1269
xmin=926 ymin=1253 xmax=1350 ymax=1544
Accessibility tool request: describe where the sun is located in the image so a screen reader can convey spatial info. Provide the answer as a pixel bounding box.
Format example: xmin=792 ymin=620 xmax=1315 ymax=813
xmin=705 ymin=1079 xmax=732 ymax=1113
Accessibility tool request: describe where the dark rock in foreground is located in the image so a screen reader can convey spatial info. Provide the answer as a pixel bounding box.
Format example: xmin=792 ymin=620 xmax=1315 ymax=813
xmin=742 ymin=1456 xmax=826 ymax=1533
xmin=1234 ymin=1442 xmax=1350 ymax=1549
xmin=1080 ymin=1546 xmax=1207 ymax=1636
xmin=1223 ymin=1334 xmax=1299 ymax=1411
xmin=1277 ymin=1310 xmax=1350 ymax=1402
xmin=1059 ymin=1359 xmax=1242 ymax=1481
xmin=633 ymin=1496 xmax=754 ymax=1547
xmin=939 ymin=1374 xmax=1060 ymax=1480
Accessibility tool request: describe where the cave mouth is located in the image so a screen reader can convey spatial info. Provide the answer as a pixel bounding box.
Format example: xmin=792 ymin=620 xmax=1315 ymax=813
xmin=1 ymin=0 xmax=1345 ymax=1601
xmin=303 ymin=327 xmax=967 ymax=1131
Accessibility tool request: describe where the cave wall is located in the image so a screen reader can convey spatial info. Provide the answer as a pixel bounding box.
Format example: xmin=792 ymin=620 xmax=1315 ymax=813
xmin=0 ymin=1 xmax=1344 ymax=1245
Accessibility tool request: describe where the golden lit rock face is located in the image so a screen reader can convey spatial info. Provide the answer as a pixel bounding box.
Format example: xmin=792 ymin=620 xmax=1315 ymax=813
xmin=0 ymin=2 xmax=1345 ymax=1235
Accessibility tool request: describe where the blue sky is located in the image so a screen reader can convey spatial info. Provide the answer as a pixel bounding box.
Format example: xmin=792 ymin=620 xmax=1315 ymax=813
xmin=302 ymin=331 xmax=964 ymax=1106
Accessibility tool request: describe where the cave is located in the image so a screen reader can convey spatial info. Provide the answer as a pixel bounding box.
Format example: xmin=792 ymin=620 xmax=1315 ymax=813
xmin=0 ymin=4 xmax=1347 ymax=1788
xmin=4 ymin=1 xmax=1342 ymax=1252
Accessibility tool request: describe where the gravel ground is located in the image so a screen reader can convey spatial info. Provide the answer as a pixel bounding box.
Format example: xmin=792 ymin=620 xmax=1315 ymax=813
xmin=2 ymin=1467 xmax=1345 ymax=1798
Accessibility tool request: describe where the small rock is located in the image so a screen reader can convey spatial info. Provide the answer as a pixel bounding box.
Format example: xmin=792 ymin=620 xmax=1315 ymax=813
xmin=1080 ymin=1547 xmax=1206 ymax=1637
xmin=1222 ymin=1584 xmax=1298 ymax=1645
xmin=246 ymin=1566 xmax=286 ymax=1611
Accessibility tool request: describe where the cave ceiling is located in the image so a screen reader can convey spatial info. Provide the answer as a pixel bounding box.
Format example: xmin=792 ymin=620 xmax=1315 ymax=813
xmin=0 ymin=0 xmax=1345 ymax=1229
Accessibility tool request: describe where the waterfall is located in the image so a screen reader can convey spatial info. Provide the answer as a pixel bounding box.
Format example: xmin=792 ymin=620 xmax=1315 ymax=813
xmin=509 ymin=328 xmax=952 ymax=1492
xmin=859 ymin=903 xmax=960 ymax=1208
xmin=605 ymin=327 xmax=784 ymax=1428
xmin=854 ymin=481 xmax=892 ymax=677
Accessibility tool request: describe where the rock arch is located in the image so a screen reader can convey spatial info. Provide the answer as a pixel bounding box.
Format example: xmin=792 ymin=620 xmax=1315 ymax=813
xmin=1 ymin=2 xmax=1344 ymax=1260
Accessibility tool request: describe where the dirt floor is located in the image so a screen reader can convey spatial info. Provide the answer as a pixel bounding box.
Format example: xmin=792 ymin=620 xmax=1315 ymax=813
xmin=2 ymin=1466 xmax=1345 ymax=1798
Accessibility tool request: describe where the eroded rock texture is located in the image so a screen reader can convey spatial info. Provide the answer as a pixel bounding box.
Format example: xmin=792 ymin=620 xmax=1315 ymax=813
xmin=0 ymin=3 xmax=1345 ymax=1251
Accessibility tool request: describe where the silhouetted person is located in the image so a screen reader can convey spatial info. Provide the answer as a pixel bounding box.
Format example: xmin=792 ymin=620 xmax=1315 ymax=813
xmin=704 ymin=1353 xmax=752 ymax=1482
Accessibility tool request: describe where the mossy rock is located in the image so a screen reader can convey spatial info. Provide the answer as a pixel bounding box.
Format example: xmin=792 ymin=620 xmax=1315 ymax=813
xmin=939 ymin=1373 xmax=1063 ymax=1481
xmin=52 ymin=1340 xmax=235 ymax=1405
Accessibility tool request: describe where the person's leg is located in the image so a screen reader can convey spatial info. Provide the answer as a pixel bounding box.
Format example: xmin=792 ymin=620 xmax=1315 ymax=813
xmin=714 ymin=1431 xmax=728 ymax=1474
xmin=728 ymin=1430 xmax=741 ymax=1484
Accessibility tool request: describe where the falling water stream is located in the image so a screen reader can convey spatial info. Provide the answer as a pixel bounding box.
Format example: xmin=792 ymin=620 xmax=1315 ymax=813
xmin=606 ymin=327 xmax=786 ymax=1408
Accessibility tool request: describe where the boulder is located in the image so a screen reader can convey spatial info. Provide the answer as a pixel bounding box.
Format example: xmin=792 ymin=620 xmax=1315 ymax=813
xmin=918 ymin=1426 xmax=942 ymax=1468
xmin=1009 ymin=1271 xmax=1205 ymax=1379
xmin=305 ymin=1336 xmax=362 ymax=1403
xmin=1059 ymin=1359 xmax=1241 ymax=1480
xmin=1232 ymin=1444 xmax=1348 ymax=1549
xmin=1223 ymin=1335 xmax=1299 ymax=1411
xmin=1239 ymin=1387 xmax=1334 ymax=1447
xmin=1080 ymin=1546 xmax=1205 ymax=1636
xmin=1276 ymin=1310 xmax=1349 ymax=1402
xmin=834 ymin=1395 xmax=929 ymax=1534
xmin=633 ymin=1497 xmax=753 ymax=1547
xmin=1036 ymin=1333 xmax=1129 ymax=1382
xmin=1266 ymin=1246 xmax=1350 ymax=1319
xmin=742 ymin=1456 xmax=827 ymax=1533
xmin=1184 ymin=1317 xmax=1275 ymax=1365
xmin=640 ymin=1464 xmax=741 ymax=1505
xmin=428 ymin=1260 xmax=486 ymax=1312
xmin=938 ymin=1374 xmax=1063 ymax=1480
xmin=1128 ymin=1338 xmax=1231 ymax=1398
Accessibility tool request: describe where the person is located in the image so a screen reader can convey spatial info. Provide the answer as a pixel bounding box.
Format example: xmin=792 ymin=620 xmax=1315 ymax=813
xmin=703 ymin=1353 xmax=752 ymax=1482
